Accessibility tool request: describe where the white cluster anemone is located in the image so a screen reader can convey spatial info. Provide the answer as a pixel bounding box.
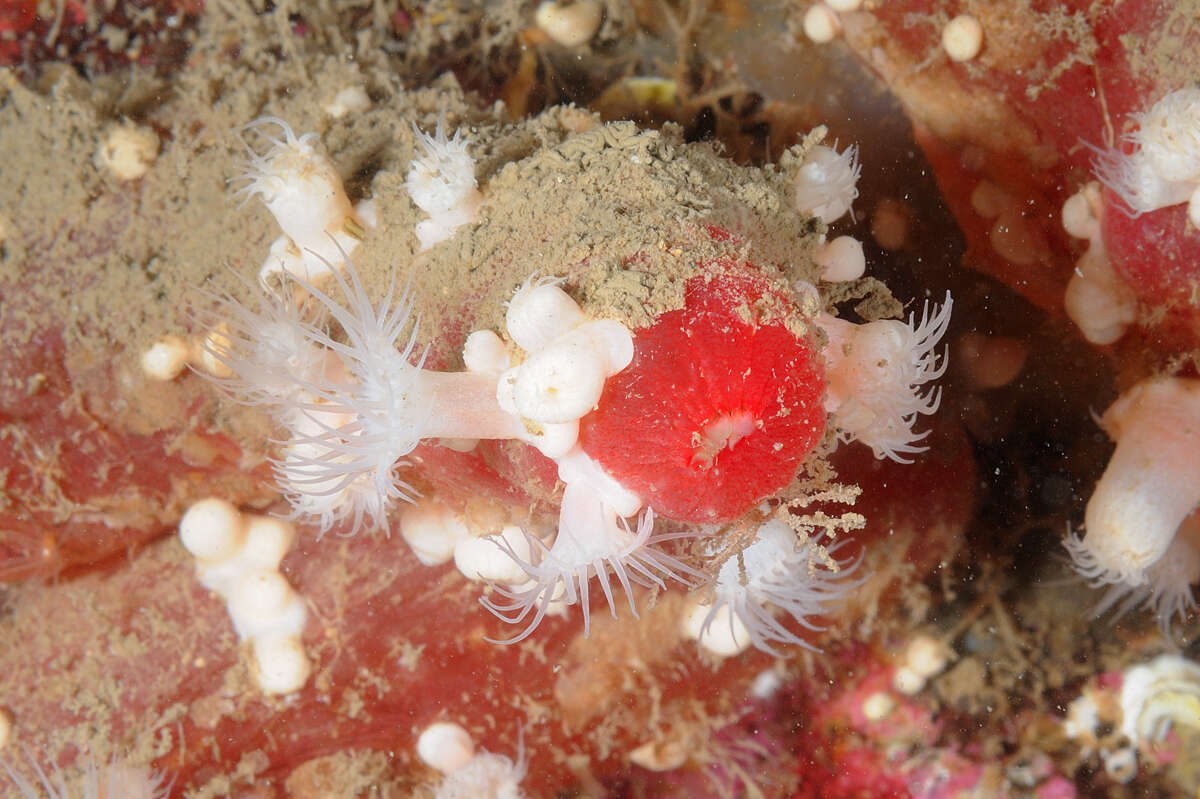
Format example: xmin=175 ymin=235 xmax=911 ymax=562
xmin=204 ymin=261 xmax=640 ymax=540
xmin=405 ymin=117 xmax=482 ymax=251
xmin=794 ymin=142 xmax=861 ymax=225
xmin=1065 ymin=376 xmax=1200 ymax=590
xmin=203 ymin=262 xmax=527 ymax=535
xmin=1092 ymin=88 xmax=1200 ymax=227
xmin=1092 ymin=514 xmax=1200 ymax=637
xmin=685 ymin=519 xmax=861 ymax=657
xmin=2 ymin=748 xmax=170 ymax=799
xmin=819 ymin=292 xmax=953 ymax=462
xmin=231 ymin=117 xmax=374 ymax=285
xmin=497 ymin=276 xmax=633 ymax=454
xmin=483 ymin=446 xmax=700 ymax=643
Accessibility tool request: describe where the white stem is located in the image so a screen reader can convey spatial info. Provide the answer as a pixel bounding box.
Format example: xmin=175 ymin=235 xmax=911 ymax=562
xmin=415 ymin=370 xmax=527 ymax=441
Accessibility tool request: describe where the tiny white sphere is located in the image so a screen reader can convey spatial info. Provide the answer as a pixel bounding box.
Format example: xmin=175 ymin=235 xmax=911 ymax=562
xmin=506 ymin=282 xmax=586 ymax=353
xmin=816 ymin=235 xmax=867 ymax=281
xmin=417 ymin=721 xmax=476 ymax=775
xmin=141 ymin=335 xmax=190 ymax=381
xmin=942 ymin=14 xmax=983 ymax=62
xmin=180 ymin=498 xmax=246 ymax=562
xmin=904 ymin=633 xmax=951 ymax=679
xmin=892 ymin=666 xmax=926 ymax=695
xmin=253 ymin=635 xmax=311 ymax=695
xmin=803 ymin=4 xmax=841 ymax=44
xmin=95 ymin=122 xmax=159 ymax=180
xmin=861 ymin=691 xmax=896 ymax=720
xmin=453 ymin=525 xmax=533 ymax=584
xmin=682 ymin=602 xmax=752 ymax=657
xmin=400 ymin=500 xmax=473 ymax=567
xmin=462 ymin=329 xmax=510 ymax=374
xmin=512 ymin=334 xmax=607 ymax=423
xmin=535 ymin=1 xmax=604 ymax=47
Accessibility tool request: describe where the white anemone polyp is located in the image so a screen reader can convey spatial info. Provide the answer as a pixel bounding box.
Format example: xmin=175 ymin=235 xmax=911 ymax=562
xmin=204 ymin=259 xmax=533 ymax=535
xmin=405 ymin=117 xmax=481 ymax=250
xmin=1067 ymin=377 xmax=1200 ymax=587
xmin=820 ymin=292 xmax=953 ymax=462
xmin=794 ymin=143 xmax=861 ymax=224
xmin=697 ymin=519 xmax=861 ymax=656
xmin=1092 ymin=88 xmax=1200 ymax=226
xmin=1092 ymin=513 xmax=1200 ymax=636
xmin=2 ymin=749 xmax=171 ymax=799
xmin=482 ymin=449 xmax=698 ymax=643
xmin=232 ymin=117 xmax=362 ymax=272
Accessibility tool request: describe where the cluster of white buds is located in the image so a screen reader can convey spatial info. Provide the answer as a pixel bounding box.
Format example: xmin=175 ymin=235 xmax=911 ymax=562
xmin=179 ymin=498 xmax=310 ymax=695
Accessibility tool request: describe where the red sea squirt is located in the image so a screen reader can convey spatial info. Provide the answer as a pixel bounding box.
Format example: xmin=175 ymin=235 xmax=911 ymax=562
xmin=580 ymin=268 xmax=825 ymax=523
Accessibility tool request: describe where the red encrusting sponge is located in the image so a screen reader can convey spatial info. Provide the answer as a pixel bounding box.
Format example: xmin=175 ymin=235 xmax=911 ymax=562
xmin=579 ymin=268 xmax=826 ymax=523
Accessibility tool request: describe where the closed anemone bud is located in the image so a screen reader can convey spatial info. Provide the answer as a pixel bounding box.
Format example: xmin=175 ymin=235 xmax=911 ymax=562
xmin=512 ymin=330 xmax=608 ymax=423
xmin=463 ymin=330 xmax=510 ymax=374
xmin=227 ymin=570 xmax=297 ymax=635
xmin=794 ymin=143 xmax=861 ymax=224
xmin=253 ymin=635 xmax=311 ymax=695
xmin=141 ymin=335 xmax=190 ymax=381
xmin=816 ymin=235 xmax=866 ymax=281
xmin=505 ymin=277 xmax=586 ymax=352
xmin=417 ymin=722 xmax=475 ymax=775
xmin=535 ymin=1 xmax=603 ymax=47
xmin=400 ymin=498 xmax=473 ymax=566
xmin=802 ymin=4 xmax=841 ymax=44
xmin=180 ymin=498 xmax=246 ymax=562
xmin=1066 ymin=377 xmax=1200 ymax=587
xmin=241 ymin=516 xmax=297 ymax=571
